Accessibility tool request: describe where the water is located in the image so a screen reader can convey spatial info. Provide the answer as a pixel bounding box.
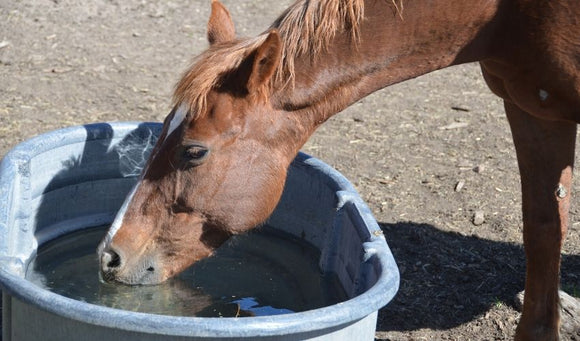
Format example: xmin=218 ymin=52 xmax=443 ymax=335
xmin=26 ymin=226 xmax=346 ymax=317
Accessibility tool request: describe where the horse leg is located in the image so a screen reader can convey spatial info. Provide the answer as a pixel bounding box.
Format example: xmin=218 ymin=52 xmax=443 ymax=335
xmin=504 ymin=101 xmax=576 ymax=341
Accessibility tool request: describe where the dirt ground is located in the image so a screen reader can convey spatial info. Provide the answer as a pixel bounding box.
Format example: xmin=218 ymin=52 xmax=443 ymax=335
xmin=1 ymin=0 xmax=579 ymax=340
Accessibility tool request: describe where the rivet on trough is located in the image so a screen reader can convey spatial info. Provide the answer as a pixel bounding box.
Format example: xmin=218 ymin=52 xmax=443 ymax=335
xmin=372 ymin=230 xmax=384 ymax=237
xmin=539 ymin=89 xmax=549 ymax=102
xmin=556 ymin=183 xmax=567 ymax=199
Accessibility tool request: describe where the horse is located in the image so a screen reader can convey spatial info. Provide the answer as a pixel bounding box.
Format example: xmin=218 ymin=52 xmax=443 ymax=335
xmin=97 ymin=0 xmax=580 ymax=339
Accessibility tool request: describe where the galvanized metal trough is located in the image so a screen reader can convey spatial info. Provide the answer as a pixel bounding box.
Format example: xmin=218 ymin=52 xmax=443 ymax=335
xmin=0 ymin=122 xmax=399 ymax=341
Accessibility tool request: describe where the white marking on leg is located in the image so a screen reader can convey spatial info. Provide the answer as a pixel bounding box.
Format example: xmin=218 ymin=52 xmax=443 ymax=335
xmin=166 ymin=103 xmax=187 ymax=140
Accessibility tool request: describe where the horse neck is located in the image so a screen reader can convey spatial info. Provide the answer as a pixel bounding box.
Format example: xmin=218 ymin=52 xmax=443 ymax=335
xmin=271 ymin=0 xmax=504 ymax=145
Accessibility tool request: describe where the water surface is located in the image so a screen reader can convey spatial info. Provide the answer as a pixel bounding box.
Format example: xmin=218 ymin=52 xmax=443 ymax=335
xmin=26 ymin=226 xmax=346 ymax=317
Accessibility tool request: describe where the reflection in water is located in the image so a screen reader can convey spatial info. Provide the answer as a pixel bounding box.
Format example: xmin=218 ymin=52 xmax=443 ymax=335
xmin=26 ymin=226 xmax=346 ymax=317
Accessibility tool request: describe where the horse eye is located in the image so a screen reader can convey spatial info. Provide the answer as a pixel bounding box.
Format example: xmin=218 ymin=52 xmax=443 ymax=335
xmin=183 ymin=144 xmax=209 ymax=164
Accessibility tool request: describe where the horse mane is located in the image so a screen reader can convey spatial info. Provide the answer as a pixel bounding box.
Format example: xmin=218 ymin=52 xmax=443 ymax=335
xmin=172 ymin=0 xmax=365 ymax=118
xmin=270 ymin=0 xmax=364 ymax=86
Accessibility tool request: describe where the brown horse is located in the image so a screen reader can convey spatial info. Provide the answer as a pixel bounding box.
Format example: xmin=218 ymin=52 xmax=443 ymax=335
xmin=97 ymin=0 xmax=580 ymax=339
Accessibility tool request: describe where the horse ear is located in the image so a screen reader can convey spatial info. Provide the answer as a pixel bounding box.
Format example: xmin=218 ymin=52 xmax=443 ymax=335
xmin=248 ymin=30 xmax=282 ymax=91
xmin=207 ymin=0 xmax=235 ymax=45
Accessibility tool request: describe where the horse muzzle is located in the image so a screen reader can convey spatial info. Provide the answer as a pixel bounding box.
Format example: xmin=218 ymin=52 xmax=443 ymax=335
xmin=99 ymin=245 xmax=166 ymax=285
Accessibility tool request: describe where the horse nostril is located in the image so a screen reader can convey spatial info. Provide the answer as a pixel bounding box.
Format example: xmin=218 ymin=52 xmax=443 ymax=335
xmin=101 ymin=249 xmax=122 ymax=270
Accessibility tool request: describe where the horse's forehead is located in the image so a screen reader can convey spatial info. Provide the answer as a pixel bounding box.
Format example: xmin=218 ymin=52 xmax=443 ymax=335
xmin=189 ymin=94 xmax=245 ymax=133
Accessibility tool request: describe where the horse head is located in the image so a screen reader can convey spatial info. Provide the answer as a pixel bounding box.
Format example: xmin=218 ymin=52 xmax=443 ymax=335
xmin=97 ymin=1 xmax=298 ymax=284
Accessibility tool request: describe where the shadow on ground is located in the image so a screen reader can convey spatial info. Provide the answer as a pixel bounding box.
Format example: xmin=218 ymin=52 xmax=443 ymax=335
xmin=376 ymin=221 xmax=580 ymax=332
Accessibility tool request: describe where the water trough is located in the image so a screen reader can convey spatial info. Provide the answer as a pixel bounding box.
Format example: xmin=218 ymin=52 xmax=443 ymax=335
xmin=0 ymin=122 xmax=399 ymax=341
